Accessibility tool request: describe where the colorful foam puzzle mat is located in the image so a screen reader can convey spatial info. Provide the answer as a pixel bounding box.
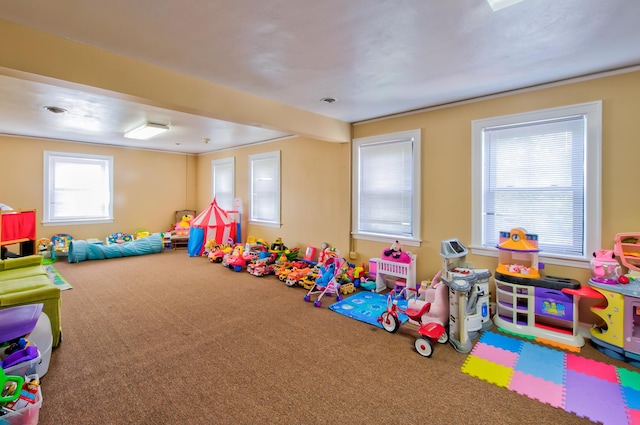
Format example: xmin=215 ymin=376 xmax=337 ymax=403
xmin=328 ymin=291 xmax=409 ymax=329
xmin=462 ymin=331 xmax=640 ymax=425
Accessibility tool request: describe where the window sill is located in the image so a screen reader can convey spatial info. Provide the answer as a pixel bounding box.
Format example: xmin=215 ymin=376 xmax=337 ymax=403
xmin=248 ymin=220 xmax=281 ymax=229
xmin=43 ymin=219 xmax=114 ymax=226
xmin=352 ymin=232 xmax=421 ymax=247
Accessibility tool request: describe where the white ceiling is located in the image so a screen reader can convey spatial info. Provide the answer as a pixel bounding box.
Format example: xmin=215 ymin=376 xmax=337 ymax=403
xmin=1 ymin=0 xmax=640 ymax=154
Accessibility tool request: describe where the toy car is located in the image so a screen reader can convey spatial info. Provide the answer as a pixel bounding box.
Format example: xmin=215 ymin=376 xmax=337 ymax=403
xmin=208 ymin=247 xmax=228 ymax=263
xmin=339 ymin=282 xmax=356 ymax=295
xmin=285 ymin=267 xmax=314 ymax=287
xmin=247 ymin=261 xmax=275 ymax=277
xmin=298 ymin=275 xmax=317 ymax=290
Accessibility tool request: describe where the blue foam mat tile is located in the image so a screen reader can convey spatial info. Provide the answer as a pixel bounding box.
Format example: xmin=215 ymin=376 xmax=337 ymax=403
xmin=622 ymin=385 xmax=640 ymax=411
xmin=515 ymin=341 xmax=566 ymax=385
xmin=478 ymin=331 xmax=523 ymax=354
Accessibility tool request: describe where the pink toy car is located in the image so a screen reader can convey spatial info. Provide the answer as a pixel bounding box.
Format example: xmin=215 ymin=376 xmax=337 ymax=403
xmin=377 ymin=271 xmax=449 ymax=358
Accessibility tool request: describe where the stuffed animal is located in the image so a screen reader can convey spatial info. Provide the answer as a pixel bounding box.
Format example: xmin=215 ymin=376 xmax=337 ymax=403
xmin=383 ymin=240 xmax=403 ymax=259
xmin=174 ymin=214 xmax=193 ymax=236
xmin=590 ymin=249 xmax=620 ymax=283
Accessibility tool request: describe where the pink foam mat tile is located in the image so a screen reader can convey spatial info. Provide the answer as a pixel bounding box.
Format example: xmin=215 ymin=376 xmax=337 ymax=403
xmin=470 ymin=341 xmax=519 ymax=368
xmin=566 ymin=353 xmax=619 ymax=383
xmin=509 ymin=370 xmax=564 ymax=408
xmin=629 ymin=408 xmax=640 ymax=425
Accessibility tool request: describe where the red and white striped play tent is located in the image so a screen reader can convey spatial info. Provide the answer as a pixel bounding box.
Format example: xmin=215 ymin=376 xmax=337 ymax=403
xmin=187 ymin=198 xmax=238 ymax=257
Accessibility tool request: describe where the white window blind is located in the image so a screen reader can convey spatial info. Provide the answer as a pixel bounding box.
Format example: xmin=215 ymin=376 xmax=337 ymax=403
xmin=44 ymin=151 xmax=113 ymax=224
xmin=472 ymin=101 xmax=602 ymax=264
xmin=249 ymin=151 xmax=280 ymax=226
xmin=482 ymin=116 xmax=585 ymax=255
xmin=352 ymin=129 xmax=421 ymax=243
xmin=211 ymin=157 xmax=235 ymax=210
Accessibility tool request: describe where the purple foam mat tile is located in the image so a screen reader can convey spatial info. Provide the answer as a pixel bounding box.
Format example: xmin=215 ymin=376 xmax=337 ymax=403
xmin=478 ymin=331 xmax=523 ymax=354
xmin=564 ymin=369 xmax=628 ymax=425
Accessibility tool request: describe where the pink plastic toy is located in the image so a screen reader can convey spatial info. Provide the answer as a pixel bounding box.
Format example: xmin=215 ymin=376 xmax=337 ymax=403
xmin=590 ymin=249 xmax=621 ymax=284
xmin=378 ymin=270 xmax=449 ymax=358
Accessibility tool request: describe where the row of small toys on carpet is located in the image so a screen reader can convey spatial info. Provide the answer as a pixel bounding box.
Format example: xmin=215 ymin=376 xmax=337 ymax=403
xmin=201 ymin=238 xmax=371 ymax=294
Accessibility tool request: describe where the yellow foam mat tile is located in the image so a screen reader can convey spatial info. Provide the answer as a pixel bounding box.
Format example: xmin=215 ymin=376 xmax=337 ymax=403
xmin=461 ymin=355 xmax=514 ymax=388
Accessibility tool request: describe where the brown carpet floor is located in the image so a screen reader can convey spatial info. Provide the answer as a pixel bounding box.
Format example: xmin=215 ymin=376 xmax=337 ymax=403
xmin=35 ymin=249 xmax=624 ymax=424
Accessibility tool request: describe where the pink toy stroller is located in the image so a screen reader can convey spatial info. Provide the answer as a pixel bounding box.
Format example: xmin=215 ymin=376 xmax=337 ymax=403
xmin=378 ymin=270 xmax=449 ymax=358
xmin=303 ymin=257 xmax=344 ymax=307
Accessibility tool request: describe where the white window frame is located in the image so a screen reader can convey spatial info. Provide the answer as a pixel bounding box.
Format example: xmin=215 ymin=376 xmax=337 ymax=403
xmin=471 ymin=101 xmax=602 ymax=268
xmin=248 ymin=151 xmax=280 ymax=227
xmin=352 ymin=129 xmax=422 ymax=246
xmin=211 ymin=157 xmax=235 ymax=210
xmin=43 ymin=151 xmax=114 ymax=225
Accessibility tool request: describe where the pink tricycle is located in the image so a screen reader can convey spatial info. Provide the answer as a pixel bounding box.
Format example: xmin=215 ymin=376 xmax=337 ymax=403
xmin=377 ymin=271 xmax=449 ymax=358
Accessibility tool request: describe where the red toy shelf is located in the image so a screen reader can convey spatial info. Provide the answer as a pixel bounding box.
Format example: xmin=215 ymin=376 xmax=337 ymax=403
xmin=0 ymin=209 xmax=37 ymax=256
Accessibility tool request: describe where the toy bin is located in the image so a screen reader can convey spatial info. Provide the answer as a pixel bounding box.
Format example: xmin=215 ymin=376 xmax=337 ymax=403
xmin=1 ymin=374 xmax=43 ymax=425
xmin=2 ymin=348 xmax=41 ymax=378
xmin=534 ymin=287 xmax=573 ymax=321
xmin=27 ymin=313 xmax=52 ymax=378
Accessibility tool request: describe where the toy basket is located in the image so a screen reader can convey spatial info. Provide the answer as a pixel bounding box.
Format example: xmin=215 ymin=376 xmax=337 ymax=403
xmin=1 ymin=374 xmax=42 ymax=425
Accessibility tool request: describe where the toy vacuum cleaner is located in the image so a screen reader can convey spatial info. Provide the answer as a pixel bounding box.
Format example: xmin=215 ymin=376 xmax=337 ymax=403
xmin=440 ymin=238 xmax=492 ymax=353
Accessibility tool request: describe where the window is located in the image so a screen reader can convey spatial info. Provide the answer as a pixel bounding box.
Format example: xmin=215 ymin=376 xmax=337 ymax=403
xmin=211 ymin=157 xmax=235 ymax=210
xmin=352 ymin=129 xmax=421 ymax=245
xmin=471 ymin=101 xmax=602 ymax=266
xmin=248 ymin=151 xmax=280 ymax=226
xmin=43 ymin=151 xmax=113 ymax=224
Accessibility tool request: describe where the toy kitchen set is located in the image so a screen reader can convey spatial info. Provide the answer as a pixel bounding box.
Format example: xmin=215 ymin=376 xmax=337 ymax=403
xmin=587 ymin=233 xmax=640 ymax=367
xmin=493 ymin=228 xmax=589 ymax=349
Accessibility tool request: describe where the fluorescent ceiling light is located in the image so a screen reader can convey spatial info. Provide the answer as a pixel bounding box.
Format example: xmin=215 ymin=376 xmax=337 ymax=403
xmin=124 ymin=122 xmax=170 ymax=140
xmin=486 ymin=0 xmax=523 ymax=11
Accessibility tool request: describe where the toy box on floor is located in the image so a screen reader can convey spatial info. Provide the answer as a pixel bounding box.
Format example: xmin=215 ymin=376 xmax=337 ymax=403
xmin=0 ymin=373 xmax=43 ymax=425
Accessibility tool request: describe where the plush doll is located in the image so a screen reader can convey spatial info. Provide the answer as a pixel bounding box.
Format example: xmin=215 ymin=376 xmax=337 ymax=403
xmin=590 ymin=249 xmax=621 ymax=283
xmin=382 ymin=240 xmax=412 ymax=263
xmin=383 ymin=240 xmax=403 ymax=260
xmin=174 ymin=214 xmax=193 ymax=236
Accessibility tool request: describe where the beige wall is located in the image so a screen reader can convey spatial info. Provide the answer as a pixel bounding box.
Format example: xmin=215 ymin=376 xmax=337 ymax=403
xmin=352 ymin=70 xmax=640 ymax=323
xmin=2 ymin=67 xmax=639 ymax=324
xmin=0 ymin=136 xmax=197 ymax=241
xmin=196 ymin=137 xmax=352 ymax=256
xmin=352 ymin=70 xmax=640 ymax=285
